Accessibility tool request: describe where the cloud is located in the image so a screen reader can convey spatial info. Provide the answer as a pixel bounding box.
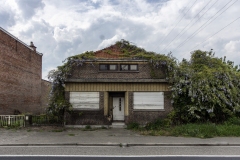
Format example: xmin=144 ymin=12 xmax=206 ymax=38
xmin=0 ymin=1 xmax=18 ymax=28
xmin=97 ymin=34 xmax=123 ymax=50
xmin=15 ymin=0 xmax=45 ymax=19
xmin=224 ymin=41 xmax=240 ymax=63
xmin=1 ymin=0 xmax=240 ymax=80
xmin=0 ymin=11 xmax=15 ymax=28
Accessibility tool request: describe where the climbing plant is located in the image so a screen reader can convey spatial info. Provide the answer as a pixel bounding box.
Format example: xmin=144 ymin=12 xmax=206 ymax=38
xmin=47 ymin=40 xmax=240 ymax=124
xmin=171 ymin=50 xmax=240 ymax=123
xmin=47 ymin=51 xmax=95 ymax=116
xmin=47 ymin=40 xmax=177 ymax=116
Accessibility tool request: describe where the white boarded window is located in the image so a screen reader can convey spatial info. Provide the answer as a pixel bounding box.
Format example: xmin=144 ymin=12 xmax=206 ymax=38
xmin=130 ymin=65 xmax=137 ymax=70
xmin=70 ymin=92 xmax=99 ymax=110
xmin=133 ymin=92 xmax=164 ymax=110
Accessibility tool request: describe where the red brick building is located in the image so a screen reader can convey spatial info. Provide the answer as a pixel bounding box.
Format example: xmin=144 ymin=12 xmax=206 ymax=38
xmin=0 ymin=27 xmax=50 ymax=115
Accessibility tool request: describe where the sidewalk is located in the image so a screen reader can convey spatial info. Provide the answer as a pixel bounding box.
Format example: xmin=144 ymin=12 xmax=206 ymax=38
xmin=1 ymin=126 xmax=240 ymax=146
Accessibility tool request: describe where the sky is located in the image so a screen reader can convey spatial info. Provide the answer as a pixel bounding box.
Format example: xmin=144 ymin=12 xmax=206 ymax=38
xmin=1 ymin=0 xmax=240 ymax=80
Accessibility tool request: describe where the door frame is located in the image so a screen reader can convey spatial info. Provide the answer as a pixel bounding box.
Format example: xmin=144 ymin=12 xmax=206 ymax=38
xmin=112 ymin=97 xmax=125 ymax=121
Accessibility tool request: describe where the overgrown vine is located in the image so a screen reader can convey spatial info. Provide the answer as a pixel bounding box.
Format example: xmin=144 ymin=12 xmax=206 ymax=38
xmin=47 ymin=40 xmax=177 ymax=116
xmin=171 ymin=50 xmax=240 ymax=123
xmin=47 ymin=40 xmax=240 ymax=124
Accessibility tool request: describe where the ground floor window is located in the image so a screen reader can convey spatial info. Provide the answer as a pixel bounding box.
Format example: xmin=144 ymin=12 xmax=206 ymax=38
xmin=133 ymin=92 xmax=164 ymax=110
xmin=69 ymin=92 xmax=99 ymax=110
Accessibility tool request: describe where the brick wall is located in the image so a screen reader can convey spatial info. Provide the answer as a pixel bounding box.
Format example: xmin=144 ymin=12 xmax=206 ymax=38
xmin=64 ymin=91 xmax=111 ymax=125
xmin=65 ymin=91 xmax=173 ymax=125
xmin=0 ymin=29 xmax=43 ymax=115
xmin=69 ymin=62 xmax=166 ymax=79
xmin=41 ymin=80 xmax=51 ymax=113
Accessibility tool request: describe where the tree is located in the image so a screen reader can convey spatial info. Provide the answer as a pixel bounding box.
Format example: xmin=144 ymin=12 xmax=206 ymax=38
xmin=171 ymin=50 xmax=240 ymax=123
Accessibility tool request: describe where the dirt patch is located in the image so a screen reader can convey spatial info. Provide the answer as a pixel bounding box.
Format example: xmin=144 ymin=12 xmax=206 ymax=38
xmin=4 ymin=126 xmax=66 ymax=132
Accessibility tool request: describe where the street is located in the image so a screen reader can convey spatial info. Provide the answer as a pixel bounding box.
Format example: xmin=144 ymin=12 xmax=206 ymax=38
xmin=0 ymin=146 xmax=240 ymax=155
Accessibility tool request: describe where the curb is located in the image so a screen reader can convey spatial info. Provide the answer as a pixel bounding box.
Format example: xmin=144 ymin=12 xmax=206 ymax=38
xmin=1 ymin=143 xmax=240 ymax=147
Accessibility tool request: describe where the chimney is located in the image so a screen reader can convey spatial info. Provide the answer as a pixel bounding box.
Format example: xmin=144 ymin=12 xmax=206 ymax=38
xmin=29 ymin=41 xmax=37 ymax=52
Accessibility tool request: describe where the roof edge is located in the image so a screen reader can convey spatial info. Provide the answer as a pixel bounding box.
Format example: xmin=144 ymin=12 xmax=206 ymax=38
xmin=65 ymin=78 xmax=168 ymax=83
xmin=0 ymin=27 xmax=43 ymax=56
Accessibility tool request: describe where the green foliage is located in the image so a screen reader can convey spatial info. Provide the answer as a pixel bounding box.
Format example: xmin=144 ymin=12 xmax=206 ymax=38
xmin=145 ymin=119 xmax=171 ymax=130
xmin=131 ymin=120 xmax=240 ymax=138
xmin=47 ymin=40 xmax=177 ymax=118
xmin=85 ymin=125 xmax=91 ymax=129
xmin=68 ymin=133 xmax=75 ymax=136
xmin=127 ymin=122 xmax=140 ymax=130
xmin=171 ymin=50 xmax=240 ymax=123
xmin=32 ymin=114 xmax=60 ymax=125
xmin=224 ymin=117 xmax=240 ymax=125
xmin=47 ymin=51 xmax=95 ymax=116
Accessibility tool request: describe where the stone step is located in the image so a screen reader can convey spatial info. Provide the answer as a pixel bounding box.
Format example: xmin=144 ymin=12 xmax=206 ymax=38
xmin=111 ymin=122 xmax=126 ymax=128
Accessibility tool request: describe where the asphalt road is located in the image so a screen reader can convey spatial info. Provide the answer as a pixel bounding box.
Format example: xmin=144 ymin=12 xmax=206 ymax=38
xmin=1 ymin=156 xmax=240 ymax=160
xmin=1 ymin=146 xmax=240 ymax=155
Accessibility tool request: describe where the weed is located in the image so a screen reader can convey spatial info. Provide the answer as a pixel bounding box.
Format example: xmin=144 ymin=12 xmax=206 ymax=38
xmin=101 ymin=126 xmax=108 ymax=129
xmin=85 ymin=125 xmax=91 ymax=129
xmin=82 ymin=125 xmax=97 ymax=131
xmin=127 ymin=122 xmax=140 ymax=130
xmin=52 ymin=129 xmax=64 ymax=132
xmin=68 ymin=133 xmax=75 ymax=136
xmin=129 ymin=120 xmax=240 ymax=138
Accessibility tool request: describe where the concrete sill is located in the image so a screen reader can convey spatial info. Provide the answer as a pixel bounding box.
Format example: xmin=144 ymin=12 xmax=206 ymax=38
xmin=98 ymin=71 xmax=139 ymax=73
xmin=72 ymin=109 xmax=100 ymax=111
xmin=133 ymin=109 xmax=165 ymax=112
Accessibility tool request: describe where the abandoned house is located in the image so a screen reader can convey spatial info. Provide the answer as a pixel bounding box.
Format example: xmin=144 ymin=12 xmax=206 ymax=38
xmin=64 ymin=41 xmax=173 ymax=127
xmin=0 ymin=27 xmax=51 ymax=115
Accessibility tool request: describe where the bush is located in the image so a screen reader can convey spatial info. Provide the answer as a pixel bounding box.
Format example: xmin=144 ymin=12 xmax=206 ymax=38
xmin=224 ymin=117 xmax=240 ymax=125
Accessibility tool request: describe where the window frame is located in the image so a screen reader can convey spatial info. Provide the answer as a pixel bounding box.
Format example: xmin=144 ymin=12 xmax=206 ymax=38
xmin=99 ymin=64 xmax=118 ymax=71
xmin=120 ymin=64 xmax=138 ymax=71
xmin=133 ymin=92 xmax=164 ymax=111
xmin=69 ymin=92 xmax=100 ymax=110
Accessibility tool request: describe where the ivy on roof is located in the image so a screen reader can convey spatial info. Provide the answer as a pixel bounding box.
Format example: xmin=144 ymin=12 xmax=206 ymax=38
xmin=47 ymin=40 xmax=177 ymax=116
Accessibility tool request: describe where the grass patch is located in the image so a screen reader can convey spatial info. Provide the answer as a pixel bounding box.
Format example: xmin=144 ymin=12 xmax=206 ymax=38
xmin=101 ymin=126 xmax=108 ymax=129
xmin=51 ymin=129 xmax=64 ymax=132
xmin=68 ymin=133 xmax=75 ymax=136
xmin=128 ymin=118 xmax=240 ymax=138
xmin=127 ymin=122 xmax=140 ymax=130
xmin=82 ymin=125 xmax=96 ymax=131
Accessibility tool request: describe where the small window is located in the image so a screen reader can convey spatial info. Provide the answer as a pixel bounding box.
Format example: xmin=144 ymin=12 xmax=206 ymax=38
xmin=99 ymin=64 xmax=108 ymax=71
xmin=99 ymin=64 xmax=117 ymax=71
xmin=109 ymin=64 xmax=117 ymax=71
xmin=130 ymin=65 xmax=137 ymax=71
xmin=120 ymin=64 xmax=138 ymax=71
xmin=120 ymin=65 xmax=129 ymax=71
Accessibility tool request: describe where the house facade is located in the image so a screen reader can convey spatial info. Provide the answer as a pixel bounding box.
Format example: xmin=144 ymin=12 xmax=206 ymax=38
xmin=64 ymin=43 xmax=173 ymax=126
xmin=0 ymin=27 xmax=51 ymax=115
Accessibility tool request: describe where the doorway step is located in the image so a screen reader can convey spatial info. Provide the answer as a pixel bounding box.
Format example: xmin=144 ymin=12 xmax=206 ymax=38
xmin=111 ymin=122 xmax=126 ymax=128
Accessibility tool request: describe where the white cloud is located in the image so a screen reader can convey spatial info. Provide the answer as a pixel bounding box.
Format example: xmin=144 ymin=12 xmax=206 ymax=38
xmin=1 ymin=0 xmax=240 ymax=80
xmin=97 ymin=29 xmax=126 ymax=49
